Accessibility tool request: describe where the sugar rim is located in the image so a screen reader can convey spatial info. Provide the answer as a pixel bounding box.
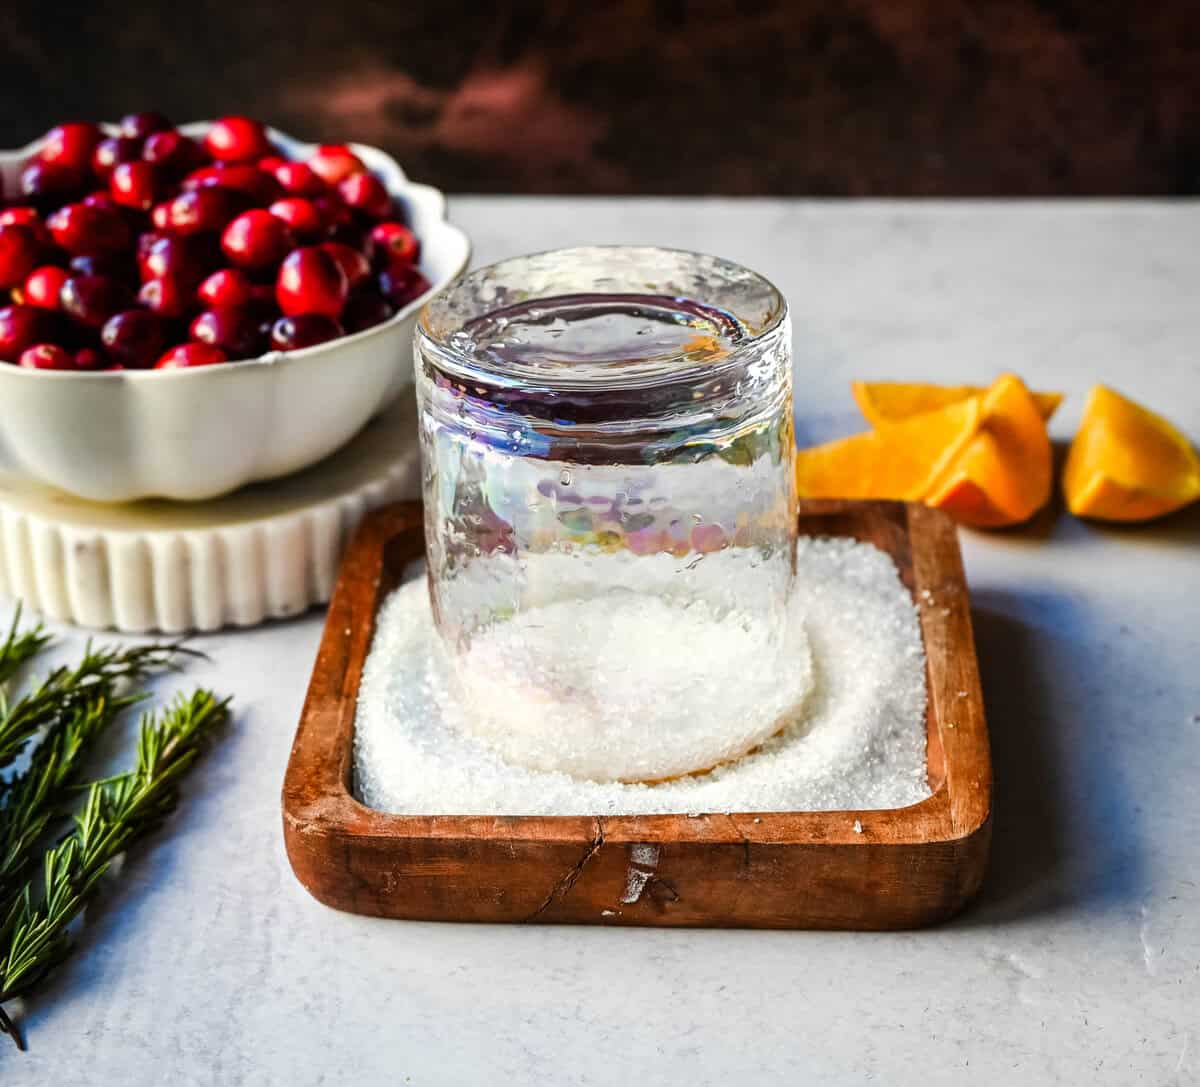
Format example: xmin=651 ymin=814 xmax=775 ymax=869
xmin=416 ymin=245 xmax=788 ymax=393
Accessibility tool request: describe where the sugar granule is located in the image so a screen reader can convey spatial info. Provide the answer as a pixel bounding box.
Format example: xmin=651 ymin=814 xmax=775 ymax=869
xmin=353 ymin=537 xmax=932 ymax=815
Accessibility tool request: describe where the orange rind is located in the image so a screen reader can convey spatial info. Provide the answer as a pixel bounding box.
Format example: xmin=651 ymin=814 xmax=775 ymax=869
xmin=1063 ymin=385 xmax=1200 ymax=522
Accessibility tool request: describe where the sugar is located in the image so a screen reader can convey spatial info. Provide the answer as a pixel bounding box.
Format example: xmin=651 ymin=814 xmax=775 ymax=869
xmin=353 ymin=537 xmax=932 ymax=815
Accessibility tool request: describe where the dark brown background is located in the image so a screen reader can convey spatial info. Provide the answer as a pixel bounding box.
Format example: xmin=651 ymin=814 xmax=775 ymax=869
xmin=3 ymin=1 xmax=1197 ymax=194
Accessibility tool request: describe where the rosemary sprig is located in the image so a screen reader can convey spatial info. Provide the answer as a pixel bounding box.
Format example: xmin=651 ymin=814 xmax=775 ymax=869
xmin=0 ymin=607 xmax=51 ymax=692
xmin=0 ymin=690 xmax=230 ymax=1047
xmin=0 ymin=639 xmax=194 ymax=772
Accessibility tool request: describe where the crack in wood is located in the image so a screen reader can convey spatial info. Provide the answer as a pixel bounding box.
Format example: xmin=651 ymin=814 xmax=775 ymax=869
xmin=523 ymin=817 xmax=606 ymax=921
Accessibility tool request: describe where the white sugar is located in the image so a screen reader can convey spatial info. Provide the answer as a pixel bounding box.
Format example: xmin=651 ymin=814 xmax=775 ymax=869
xmin=353 ymin=537 xmax=931 ymax=815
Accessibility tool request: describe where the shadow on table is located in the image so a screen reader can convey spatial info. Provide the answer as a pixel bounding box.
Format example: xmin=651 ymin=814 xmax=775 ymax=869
xmin=954 ymin=585 xmax=1147 ymax=927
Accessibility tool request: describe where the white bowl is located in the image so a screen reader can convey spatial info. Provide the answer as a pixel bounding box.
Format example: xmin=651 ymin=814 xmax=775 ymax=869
xmin=0 ymin=122 xmax=470 ymax=502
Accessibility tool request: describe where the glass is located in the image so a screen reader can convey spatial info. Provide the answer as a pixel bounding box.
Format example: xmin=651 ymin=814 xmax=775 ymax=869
xmin=414 ymin=246 xmax=798 ymax=783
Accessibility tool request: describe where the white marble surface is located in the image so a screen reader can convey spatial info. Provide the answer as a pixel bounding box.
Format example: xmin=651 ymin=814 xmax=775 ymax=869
xmin=3 ymin=199 xmax=1199 ymax=1086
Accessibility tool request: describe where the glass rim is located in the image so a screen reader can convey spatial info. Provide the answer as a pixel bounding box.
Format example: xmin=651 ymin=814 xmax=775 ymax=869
xmin=416 ymin=244 xmax=788 ymax=392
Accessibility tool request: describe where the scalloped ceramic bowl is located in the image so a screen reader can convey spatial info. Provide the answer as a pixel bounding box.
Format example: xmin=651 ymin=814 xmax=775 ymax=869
xmin=0 ymin=122 xmax=470 ymax=502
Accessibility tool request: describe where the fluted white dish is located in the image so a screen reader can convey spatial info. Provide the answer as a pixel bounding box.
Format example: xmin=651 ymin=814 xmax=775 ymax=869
xmin=0 ymin=122 xmax=470 ymax=502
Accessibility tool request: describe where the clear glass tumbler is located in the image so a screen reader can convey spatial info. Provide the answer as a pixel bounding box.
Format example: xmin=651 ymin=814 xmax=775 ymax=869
xmin=415 ymin=246 xmax=799 ymax=783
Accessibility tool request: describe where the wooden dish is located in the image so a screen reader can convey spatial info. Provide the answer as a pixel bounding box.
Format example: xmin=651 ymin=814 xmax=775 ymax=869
xmin=282 ymin=499 xmax=991 ymax=929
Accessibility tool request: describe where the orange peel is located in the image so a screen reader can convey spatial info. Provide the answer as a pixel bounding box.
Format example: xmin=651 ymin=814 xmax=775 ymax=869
xmin=1063 ymin=385 xmax=1200 ymax=522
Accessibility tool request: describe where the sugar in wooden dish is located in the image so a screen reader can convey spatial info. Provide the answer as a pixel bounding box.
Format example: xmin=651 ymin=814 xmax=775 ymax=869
xmin=353 ymin=536 xmax=931 ymax=815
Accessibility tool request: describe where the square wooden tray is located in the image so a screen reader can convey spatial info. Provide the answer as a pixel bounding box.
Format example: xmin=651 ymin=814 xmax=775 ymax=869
xmin=282 ymin=499 xmax=991 ymax=929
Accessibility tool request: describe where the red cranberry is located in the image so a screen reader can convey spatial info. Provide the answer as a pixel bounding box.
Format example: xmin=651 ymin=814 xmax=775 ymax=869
xmin=268 ymin=197 xmax=322 ymax=239
xmin=197 ymin=268 xmax=252 ymax=308
xmin=82 ymin=190 xmax=121 ymax=212
xmin=59 ymin=275 xmax=135 ymax=328
xmin=91 ymin=136 xmax=142 ymax=182
xmin=338 ymin=173 xmax=391 ymax=220
xmin=139 ymin=235 xmax=213 ymax=287
xmin=272 ymin=161 xmax=325 ymax=197
xmin=257 ymin=154 xmax=287 ymax=173
xmin=276 ymin=247 xmax=348 ymax=318
xmin=0 ymin=225 xmax=42 ymax=289
xmin=39 ymin=123 xmax=103 ymax=171
xmin=18 ymin=343 xmax=76 ymax=371
xmin=156 ymin=342 xmax=229 ymax=369
xmin=342 ymin=288 xmax=394 ymax=333
xmin=20 ymin=160 xmax=85 ymax=210
xmin=137 ymin=231 xmax=166 ymax=260
xmin=221 ymin=210 xmax=293 ymax=269
xmin=189 ymin=306 xmax=264 ymax=358
xmin=143 ymin=131 xmax=207 ymax=180
xmin=74 ymin=346 xmax=105 ymax=371
xmin=377 ymin=265 xmax=431 ymax=309
xmin=159 ymin=188 xmax=237 ymax=235
xmin=184 ymin=164 xmax=279 ymax=205
xmin=138 ymin=276 xmax=192 ymax=319
xmin=204 ymin=117 xmax=271 ymax=163
xmin=21 ymin=265 xmax=69 ymax=309
xmin=0 ymin=207 xmax=51 ymax=246
xmin=46 ymin=202 xmax=131 ymax=255
xmin=269 ymin=313 xmax=343 ymax=351
xmin=110 ymin=161 xmax=163 ymax=211
xmin=307 ymin=145 xmax=366 ymax=185
xmin=120 ymin=111 xmax=172 ymax=140
xmin=321 ymin=242 xmax=370 ymax=288
xmin=0 ymin=305 xmax=55 ymax=361
xmin=370 ymin=221 xmax=420 ymax=267
xmin=101 ymin=309 xmax=166 ymax=368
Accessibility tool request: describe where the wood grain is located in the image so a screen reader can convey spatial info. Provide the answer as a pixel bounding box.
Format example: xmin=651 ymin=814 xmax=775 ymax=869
xmin=282 ymin=500 xmax=991 ymax=929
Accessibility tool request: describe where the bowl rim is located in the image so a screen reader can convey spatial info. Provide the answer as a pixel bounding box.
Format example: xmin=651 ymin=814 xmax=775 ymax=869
xmin=0 ymin=120 xmax=471 ymax=383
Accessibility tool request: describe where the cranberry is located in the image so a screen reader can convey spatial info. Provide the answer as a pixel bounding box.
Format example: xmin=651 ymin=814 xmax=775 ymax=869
xmin=143 ymin=131 xmax=207 ymax=180
xmin=341 ymin=288 xmax=394 ymax=333
xmin=268 ymin=197 xmax=323 ymax=239
xmin=138 ymin=276 xmax=192 ymax=318
xmin=20 ymin=160 xmax=85 ymax=210
xmin=221 ymin=210 xmax=293 ymax=269
xmin=0 ymin=225 xmax=42 ymax=289
xmin=189 ymin=306 xmax=264 ymax=358
xmin=139 ymin=235 xmax=213 ymax=287
xmin=39 ymin=123 xmax=103 ymax=172
xmin=270 ymin=313 xmax=343 ymax=351
xmin=21 ymin=265 xmax=69 ymax=308
xmin=377 ymin=265 xmax=431 ymax=308
xmin=120 ymin=111 xmax=172 ymax=140
xmin=321 ymin=242 xmax=370 ymax=288
xmin=184 ymin=164 xmax=279 ymax=205
xmin=82 ymin=190 xmax=121 ymax=212
xmin=204 ymin=117 xmax=271 ymax=163
xmin=59 ymin=275 xmax=135 ymax=328
xmin=0 ymin=305 xmax=55 ymax=362
xmin=0 ymin=207 xmax=51 ymax=246
xmin=19 ymin=343 xmax=76 ymax=370
xmin=101 ymin=309 xmax=166 ymax=368
xmin=307 ymin=145 xmax=366 ymax=185
xmin=74 ymin=346 xmax=105 ymax=371
xmin=197 ymin=268 xmax=252 ymax=308
xmin=137 ymin=231 xmax=166 ymax=260
xmin=156 ymin=342 xmax=228 ymax=370
xmin=257 ymin=154 xmax=287 ymax=174
xmin=46 ymin=202 xmax=131 ymax=255
xmin=370 ymin=221 xmax=420 ymax=267
xmin=110 ymin=161 xmax=163 ymax=211
xmin=92 ymin=136 xmax=142 ymax=182
xmin=272 ymin=161 xmax=325 ymax=197
xmin=338 ymin=173 xmax=391 ymax=220
xmin=159 ymin=188 xmax=237 ymax=235
xmin=275 ymin=247 xmax=347 ymax=318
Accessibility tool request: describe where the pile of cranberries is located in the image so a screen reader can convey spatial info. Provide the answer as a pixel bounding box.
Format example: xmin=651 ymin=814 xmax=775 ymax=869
xmin=0 ymin=113 xmax=428 ymax=371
